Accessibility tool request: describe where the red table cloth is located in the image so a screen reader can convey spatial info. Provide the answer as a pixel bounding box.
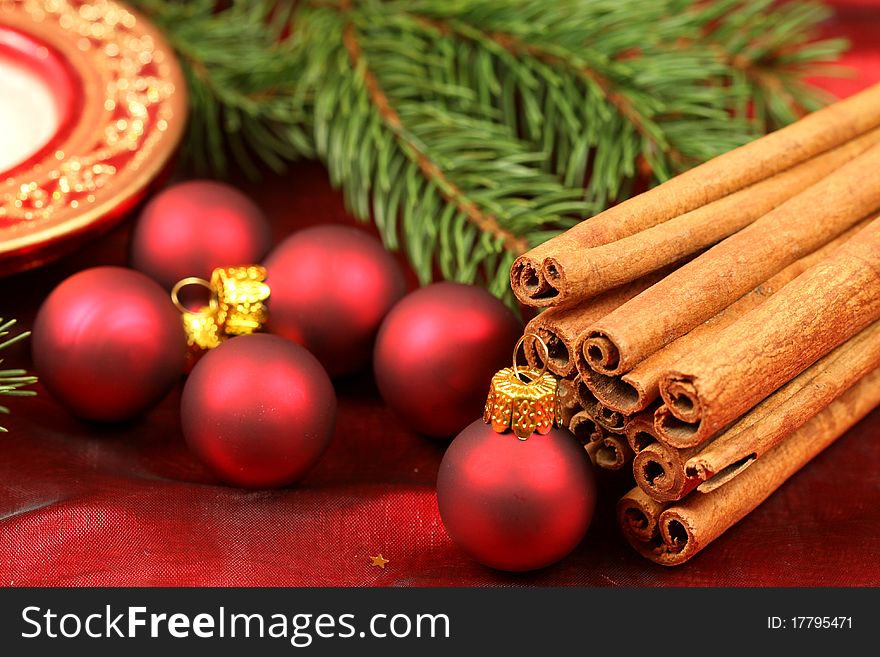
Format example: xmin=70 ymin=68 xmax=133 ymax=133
xmin=2 ymin=0 xmax=880 ymax=586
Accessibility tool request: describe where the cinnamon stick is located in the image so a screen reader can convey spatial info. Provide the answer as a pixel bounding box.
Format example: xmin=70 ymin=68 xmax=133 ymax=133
xmin=656 ymin=216 xmax=880 ymax=448
xmin=569 ymin=408 xmax=631 ymax=471
xmin=583 ymin=143 xmax=880 ymax=376
xmin=617 ymin=487 xmax=669 ymax=543
xmin=686 ymin=320 xmax=880 ymax=492
xmin=576 ymin=377 xmax=600 ymax=414
xmin=577 ymin=220 xmax=868 ymax=414
xmin=622 ymin=369 xmax=880 ymax=566
xmin=511 ymin=83 xmax=880 ymax=307
xmin=635 ymin=315 xmax=880 ymax=502
xmin=633 ymin=440 xmax=704 ymax=503
xmin=523 ymin=271 xmax=669 ymax=378
xmin=593 ymin=402 xmax=627 ymax=433
xmin=565 ymin=385 xmax=629 ymax=468
xmin=555 ymin=377 xmax=581 ymax=429
xmin=568 ymin=372 xmax=630 ymax=433
xmin=623 ymin=408 xmax=660 ymax=455
xmin=519 ymin=127 xmax=880 ymax=306
xmin=568 ymin=410 xmax=604 ymax=445
xmin=585 ymin=432 xmax=634 ymax=471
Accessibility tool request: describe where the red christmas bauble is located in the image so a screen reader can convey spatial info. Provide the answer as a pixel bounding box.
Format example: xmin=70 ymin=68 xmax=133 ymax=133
xmin=265 ymin=225 xmax=406 ymax=377
xmin=131 ymin=180 xmax=271 ymax=289
xmin=437 ymin=420 xmax=596 ymax=571
xmin=32 ymin=267 xmax=186 ymax=422
xmin=373 ymin=283 xmax=521 ymax=437
xmin=180 ymin=333 xmax=337 ymax=488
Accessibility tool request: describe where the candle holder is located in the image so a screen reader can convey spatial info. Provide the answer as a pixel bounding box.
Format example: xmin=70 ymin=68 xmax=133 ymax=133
xmin=0 ymin=0 xmax=187 ymax=275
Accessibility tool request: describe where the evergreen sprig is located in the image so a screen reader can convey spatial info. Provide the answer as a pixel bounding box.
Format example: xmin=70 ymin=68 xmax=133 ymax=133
xmin=134 ymin=0 xmax=312 ymax=178
xmin=0 ymin=319 xmax=37 ymax=433
xmin=131 ymin=0 xmax=846 ymax=304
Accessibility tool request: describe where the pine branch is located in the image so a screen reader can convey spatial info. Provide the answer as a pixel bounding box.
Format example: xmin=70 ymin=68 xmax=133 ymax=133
xmin=133 ymin=0 xmax=312 ymax=177
xmin=130 ymin=0 xmax=847 ymax=305
xmin=687 ymin=0 xmax=847 ymax=130
xmin=0 ymin=319 xmax=37 ymax=433
xmin=390 ymin=0 xmax=753 ymax=200
xmin=300 ymin=4 xmax=588 ymax=299
xmin=341 ymin=19 xmax=530 ymax=256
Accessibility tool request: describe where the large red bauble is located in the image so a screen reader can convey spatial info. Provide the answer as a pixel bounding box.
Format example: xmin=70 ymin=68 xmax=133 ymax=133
xmin=32 ymin=267 xmax=186 ymax=422
xmin=373 ymin=283 xmax=521 ymax=437
xmin=437 ymin=420 xmax=596 ymax=571
xmin=180 ymin=333 xmax=337 ymax=488
xmin=131 ymin=180 xmax=271 ymax=289
xmin=264 ymin=225 xmax=406 ymax=377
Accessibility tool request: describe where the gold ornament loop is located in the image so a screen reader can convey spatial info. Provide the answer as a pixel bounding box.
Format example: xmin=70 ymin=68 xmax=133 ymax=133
xmin=483 ymin=333 xmax=559 ymax=440
xmin=170 ymin=277 xmax=214 ymax=316
xmin=512 ymin=332 xmax=549 ymax=382
xmin=171 ymin=265 xmax=271 ymax=366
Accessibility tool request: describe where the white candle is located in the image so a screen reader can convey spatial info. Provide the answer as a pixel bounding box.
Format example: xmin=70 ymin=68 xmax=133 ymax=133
xmin=0 ymin=52 xmax=60 ymax=174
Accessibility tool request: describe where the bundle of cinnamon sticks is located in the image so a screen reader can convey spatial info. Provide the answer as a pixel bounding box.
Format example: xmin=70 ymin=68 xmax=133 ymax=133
xmin=514 ymin=83 xmax=880 ymax=566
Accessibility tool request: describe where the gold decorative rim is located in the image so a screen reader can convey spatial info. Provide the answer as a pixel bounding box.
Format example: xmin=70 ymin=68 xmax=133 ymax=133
xmin=0 ymin=0 xmax=187 ymax=264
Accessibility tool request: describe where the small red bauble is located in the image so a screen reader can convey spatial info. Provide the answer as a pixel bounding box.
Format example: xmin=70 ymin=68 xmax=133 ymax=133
xmin=437 ymin=419 xmax=596 ymax=571
xmin=264 ymin=225 xmax=406 ymax=377
xmin=180 ymin=333 xmax=337 ymax=488
xmin=32 ymin=267 xmax=186 ymax=422
xmin=373 ymin=283 xmax=521 ymax=437
xmin=131 ymin=180 xmax=271 ymax=289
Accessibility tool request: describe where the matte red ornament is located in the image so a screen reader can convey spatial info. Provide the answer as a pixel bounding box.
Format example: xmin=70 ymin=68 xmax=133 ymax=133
xmin=180 ymin=333 xmax=337 ymax=488
xmin=374 ymin=283 xmax=521 ymax=437
xmin=437 ymin=419 xmax=596 ymax=571
xmin=131 ymin=180 xmax=271 ymax=289
xmin=265 ymin=225 xmax=406 ymax=377
xmin=32 ymin=267 xmax=186 ymax=422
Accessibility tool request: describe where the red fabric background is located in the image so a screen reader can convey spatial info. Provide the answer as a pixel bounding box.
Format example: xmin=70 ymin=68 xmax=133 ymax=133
xmin=2 ymin=1 xmax=880 ymax=586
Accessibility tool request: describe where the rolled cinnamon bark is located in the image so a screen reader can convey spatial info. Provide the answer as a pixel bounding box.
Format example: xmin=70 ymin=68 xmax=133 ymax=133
xmin=520 ymin=128 xmax=880 ymax=307
xmin=555 ymin=377 xmax=581 ymax=429
xmin=593 ymin=402 xmax=627 ymax=433
xmin=623 ymin=408 xmax=661 ymax=454
xmin=657 ymin=216 xmax=880 ymax=447
xmin=576 ymin=377 xmax=599 ymax=414
xmin=617 ymin=487 xmax=669 ymax=543
xmin=577 ymin=220 xmax=868 ymax=414
xmin=511 ymin=83 xmax=880 ymax=307
xmin=568 ymin=410 xmax=604 ymax=445
xmin=623 ymin=369 xmax=880 ymax=566
xmin=586 ymin=432 xmax=634 ymax=471
xmin=565 ymin=389 xmax=630 ymax=469
xmin=632 ymin=320 xmax=880 ymax=502
xmin=584 ymin=143 xmax=880 ymax=376
xmin=523 ymin=271 xmax=669 ymax=378
xmin=633 ymin=441 xmax=704 ymax=503
xmin=567 ymin=367 xmax=628 ymax=433
xmin=686 ymin=320 xmax=880 ymax=491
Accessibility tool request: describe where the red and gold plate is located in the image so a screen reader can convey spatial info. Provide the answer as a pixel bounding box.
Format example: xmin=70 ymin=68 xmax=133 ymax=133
xmin=0 ymin=0 xmax=186 ymax=275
